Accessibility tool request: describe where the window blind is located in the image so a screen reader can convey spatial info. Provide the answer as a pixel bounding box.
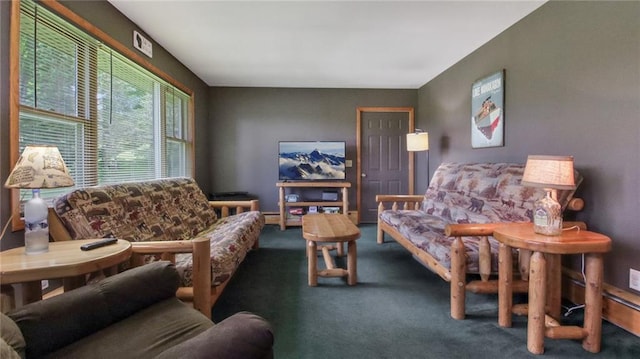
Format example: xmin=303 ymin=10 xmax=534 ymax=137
xmin=18 ymin=0 xmax=193 ymax=202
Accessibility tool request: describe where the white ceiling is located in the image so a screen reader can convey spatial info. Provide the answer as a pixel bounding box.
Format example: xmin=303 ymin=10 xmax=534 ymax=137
xmin=109 ymin=0 xmax=546 ymax=89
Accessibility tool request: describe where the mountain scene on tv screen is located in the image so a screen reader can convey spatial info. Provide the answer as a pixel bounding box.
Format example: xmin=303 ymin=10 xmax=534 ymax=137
xmin=279 ymin=143 xmax=345 ymax=180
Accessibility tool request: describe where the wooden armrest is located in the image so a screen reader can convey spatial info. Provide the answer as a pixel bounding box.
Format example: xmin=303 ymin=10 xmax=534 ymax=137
xmin=131 ymin=237 xmax=211 ymax=318
xmin=445 ymin=221 xmax=587 ymax=237
xmin=566 ymin=198 xmax=584 ymax=211
xmin=445 ymin=223 xmax=507 ymax=237
xmin=209 ymin=199 xmax=260 ymax=217
xmin=48 ymin=208 xmax=72 ymax=241
xmin=375 ymin=195 xmax=424 ymax=203
xmin=376 ymin=195 xmax=424 ymax=211
xmin=130 ymin=239 xmax=205 ymax=254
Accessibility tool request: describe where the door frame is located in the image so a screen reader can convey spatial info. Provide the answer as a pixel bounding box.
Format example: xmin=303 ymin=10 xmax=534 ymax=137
xmin=356 ymin=107 xmax=415 ymax=223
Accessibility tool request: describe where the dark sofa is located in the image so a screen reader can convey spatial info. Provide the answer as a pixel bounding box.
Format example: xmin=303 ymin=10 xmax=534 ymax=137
xmin=0 ymin=262 xmax=274 ymax=359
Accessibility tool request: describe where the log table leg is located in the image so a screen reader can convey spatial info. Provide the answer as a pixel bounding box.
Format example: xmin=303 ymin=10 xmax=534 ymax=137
xmin=519 ymin=249 xmax=531 ymax=281
xmin=582 ymin=253 xmax=604 ymax=353
xmin=336 ymin=242 xmax=344 ymax=257
xmin=498 ymin=242 xmax=513 ymax=327
xmin=21 ymin=281 xmax=43 ymax=305
xmin=0 ymin=285 xmax=16 ymax=312
xmin=546 ymin=253 xmax=562 ymax=320
xmin=347 ymin=240 xmax=357 ymax=285
xmin=63 ymin=275 xmax=87 ymax=292
xmin=308 ymin=240 xmax=318 ymax=286
xmin=528 ymin=251 xmax=547 ymax=355
xmin=450 ymin=237 xmax=466 ymax=320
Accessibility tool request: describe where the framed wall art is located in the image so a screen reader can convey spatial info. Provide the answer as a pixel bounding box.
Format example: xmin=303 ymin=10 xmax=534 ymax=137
xmin=471 ymin=70 xmax=504 ymax=148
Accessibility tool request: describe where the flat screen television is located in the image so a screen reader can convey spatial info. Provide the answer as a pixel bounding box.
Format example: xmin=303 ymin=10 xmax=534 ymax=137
xmin=278 ymin=141 xmax=346 ymax=181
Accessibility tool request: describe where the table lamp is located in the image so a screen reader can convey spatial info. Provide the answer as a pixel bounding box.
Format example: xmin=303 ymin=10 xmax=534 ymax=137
xmin=407 ymin=130 xmax=430 ymax=195
xmin=406 ymin=130 xmax=429 ymax=152
xmin=521 ymin=155 xmax=575 ymax=236
xmin=4 ymin=145 xmax=74 ymax=254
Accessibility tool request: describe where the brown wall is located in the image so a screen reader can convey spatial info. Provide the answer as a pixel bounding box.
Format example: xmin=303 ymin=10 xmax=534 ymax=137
xmin=416 ymin=1 xmax=640 ymax=291
xmin=207 ymin=87 xmax=417 ymax=211
xmin=2 ymin=0 xmax=638 ymax=294
xmin=0 ymin=0 xmax=209 ymax=249
xmin=1 ymin=0 xmax=17 ymax=248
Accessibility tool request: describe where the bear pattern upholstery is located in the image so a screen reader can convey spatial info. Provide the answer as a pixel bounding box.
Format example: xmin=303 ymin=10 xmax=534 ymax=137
xmin=379 ymin=162 xmax=581 ymax=273
xmin=53 ymin=177 xmax=264 ymax=286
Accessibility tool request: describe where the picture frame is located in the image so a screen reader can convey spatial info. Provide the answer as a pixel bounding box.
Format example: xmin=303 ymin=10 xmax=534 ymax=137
xmin=471 ymin=70 xmax=505 ymax=148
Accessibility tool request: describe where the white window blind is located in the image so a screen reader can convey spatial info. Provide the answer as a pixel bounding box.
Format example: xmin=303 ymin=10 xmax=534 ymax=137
xmin=18 ymin=0 xmax=193 ymax=201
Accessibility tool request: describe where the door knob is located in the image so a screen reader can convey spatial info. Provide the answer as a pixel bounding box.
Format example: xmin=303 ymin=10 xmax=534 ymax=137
xmin=361 ymin=173 xmax=367 ymax=177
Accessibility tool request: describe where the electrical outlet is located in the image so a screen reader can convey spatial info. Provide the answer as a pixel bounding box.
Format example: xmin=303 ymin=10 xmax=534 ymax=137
xmin=41 ymin=280 xmax=49 ymax=290
xmin=630 ymin=268 xmax=640 ymax=292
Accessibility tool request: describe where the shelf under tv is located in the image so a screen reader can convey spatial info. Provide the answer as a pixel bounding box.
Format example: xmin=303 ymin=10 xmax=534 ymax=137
xmin=276 ymin=181 xmax=351 ymax=230
xmin=283 ymin=201 xmax=343 ymax=207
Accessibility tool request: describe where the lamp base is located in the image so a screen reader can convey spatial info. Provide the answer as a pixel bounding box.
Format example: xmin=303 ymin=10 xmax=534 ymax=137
xmin=532 ymin=189 xmax=562 ymax=236
xmin=24 ymin=232 xmax=49 ymax=255
xmin=24 ymin=189 xmax=50 ymax=255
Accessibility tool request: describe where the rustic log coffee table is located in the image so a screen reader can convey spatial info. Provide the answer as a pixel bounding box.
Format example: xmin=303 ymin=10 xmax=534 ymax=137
xmin=302 ymin=213 xmax=360 ymax=286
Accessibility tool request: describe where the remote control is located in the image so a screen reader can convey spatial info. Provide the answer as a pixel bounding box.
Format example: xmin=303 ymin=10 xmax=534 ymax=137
xmin=81 ymin=238 xmax=118 ymax=251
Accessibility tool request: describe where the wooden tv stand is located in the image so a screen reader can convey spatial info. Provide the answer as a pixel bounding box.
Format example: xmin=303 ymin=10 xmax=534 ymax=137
xmin=277 ymin=181 xmax=350 ymax=230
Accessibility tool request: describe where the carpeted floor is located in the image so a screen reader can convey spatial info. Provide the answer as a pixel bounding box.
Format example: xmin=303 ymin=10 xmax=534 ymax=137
xmin=212 ymin=224 xmax=640 ymax=359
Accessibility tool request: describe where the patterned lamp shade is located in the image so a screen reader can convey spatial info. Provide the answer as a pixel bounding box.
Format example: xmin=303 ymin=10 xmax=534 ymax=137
xmin=522 ymin=155 xmax=575 ymax=236
xmin=521 ymin=155 xmax=575 ymax=190
xmin=4 ymin=145 xmax=74 ymax=189
xmin=407 ymin=132 xmax=429 ymax=152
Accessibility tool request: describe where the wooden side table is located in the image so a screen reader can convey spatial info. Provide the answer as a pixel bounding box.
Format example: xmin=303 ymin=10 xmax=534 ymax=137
xmin=493 ymin=223 xmax=611 ymax=354
xmin=0 ymin=239 xmax=132 ymax=307
xmin=302 ymin=214 xmax=360 ymax=286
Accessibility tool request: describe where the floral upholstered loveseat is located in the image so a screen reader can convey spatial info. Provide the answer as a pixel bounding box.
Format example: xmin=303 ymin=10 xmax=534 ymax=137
xmin=376 ymin=162 xmax=583 ymax=319
xmin=49 ymin=177 xmax=264 ymax=318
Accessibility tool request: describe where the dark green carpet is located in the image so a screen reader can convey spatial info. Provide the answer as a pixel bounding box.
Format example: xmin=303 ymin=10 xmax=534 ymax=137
xmin=213 ymin=224 xmax=640 ymax=358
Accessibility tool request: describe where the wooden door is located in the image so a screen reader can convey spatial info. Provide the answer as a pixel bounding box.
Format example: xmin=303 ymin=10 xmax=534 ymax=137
xmin=357 ymin=107 xmax=415 ymax=223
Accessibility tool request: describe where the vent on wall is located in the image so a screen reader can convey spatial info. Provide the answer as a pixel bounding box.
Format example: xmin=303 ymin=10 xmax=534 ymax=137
xmin=133 ymin=30 xmax=153 ymax=58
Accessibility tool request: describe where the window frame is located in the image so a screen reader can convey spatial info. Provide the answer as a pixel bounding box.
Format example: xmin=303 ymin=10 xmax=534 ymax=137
xmin=8 ymin=0 xmax=195 ymax=231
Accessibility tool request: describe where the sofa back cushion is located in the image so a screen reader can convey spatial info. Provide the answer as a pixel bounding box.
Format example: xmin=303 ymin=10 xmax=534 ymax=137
xmin=7 ymin=262 xmax=181 ymax=358
xmin=422 ymin=162 xmax=581 ymax=224
xmin=53 ymin=177 xmax=217 ymax=242
xmin=0 ymin=312 xmax=25 ymax=358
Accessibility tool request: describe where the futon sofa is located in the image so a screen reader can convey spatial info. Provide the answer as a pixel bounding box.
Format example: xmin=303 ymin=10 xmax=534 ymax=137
xmin=48 ymin=177 xmax=265 ymax=318
xmin=0 ymin=262 xmax=274 ymax=359
xmin=376 ymin=162 xmax=582 ymax=319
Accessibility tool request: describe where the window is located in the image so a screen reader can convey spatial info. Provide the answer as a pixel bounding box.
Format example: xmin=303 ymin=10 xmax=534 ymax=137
xmin=9 ymin=0 xmax=193 ymax=229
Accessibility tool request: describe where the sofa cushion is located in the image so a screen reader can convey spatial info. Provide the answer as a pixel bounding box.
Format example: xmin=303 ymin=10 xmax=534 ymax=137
xmin=7 ymin=262 xmax=180 ymax=358
xmin=380 ymin=210 xmax=503 ymax=273
xmin=380 ymin=162 xmax=582 ymax=274
xmin=0 ymin=312 xmax=25 ymax=358
xmin=155 ymin=312 xmax=274 ymax=359
xmin=53 ymin=177 xmax=218 ymax=242
xmin=53 ymin=177 xmax=265 ymax=287
xmin=422 ymin=162 xmax=581 ymax=224
xmin=45 ymin=298 xmax=213 ymax=359
xmin=0 ymin=338 xmax=21 ymax=359
xmin=175 ymin=211 xmax=266 ymax=286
